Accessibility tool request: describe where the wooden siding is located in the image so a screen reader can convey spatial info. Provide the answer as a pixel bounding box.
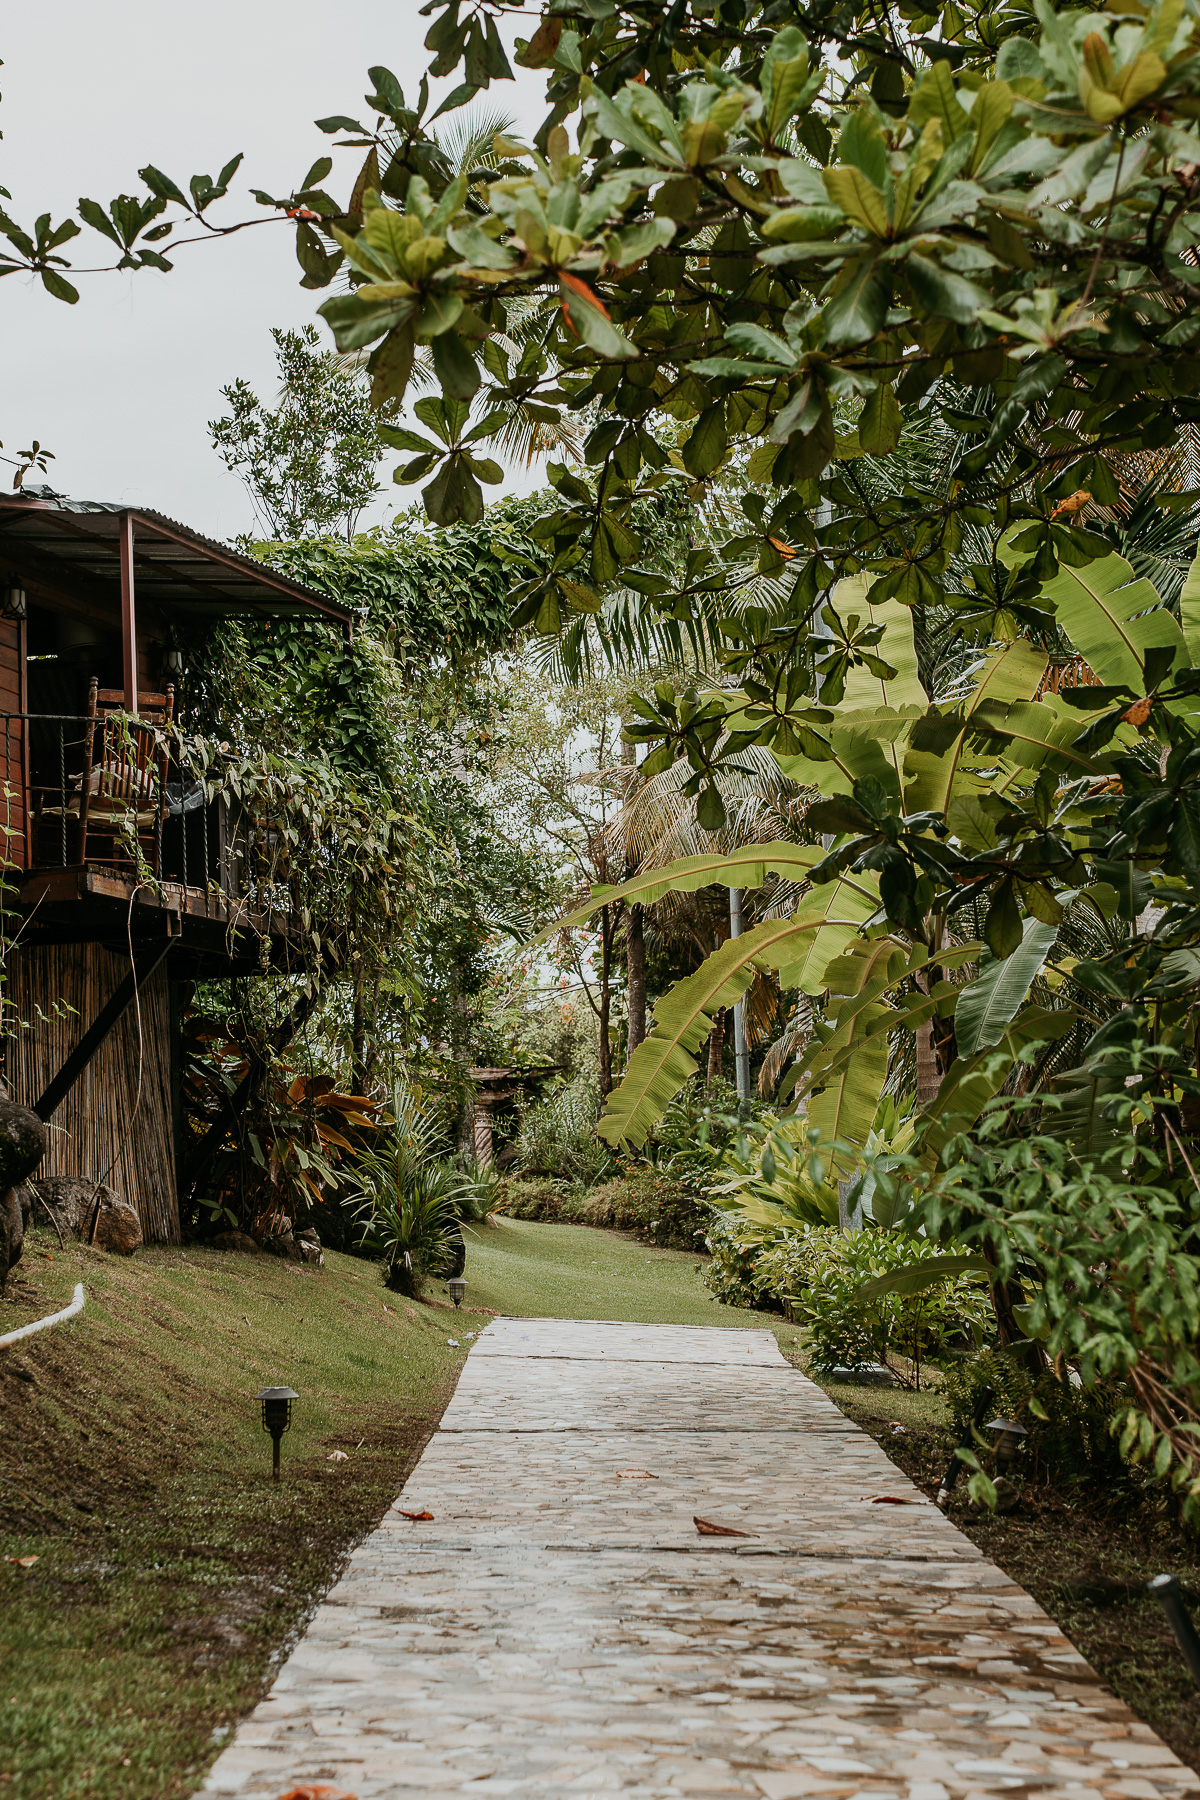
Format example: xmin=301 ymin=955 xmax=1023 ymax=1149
xmin=0 ymin=619 xmax=25 ymax=868
xmin=8 ymin=943 xmax=179 ymax=1243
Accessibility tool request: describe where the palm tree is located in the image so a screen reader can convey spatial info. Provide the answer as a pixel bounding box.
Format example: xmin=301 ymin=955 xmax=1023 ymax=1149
xmin=603 ymin=740 xmax=815 ymax=1080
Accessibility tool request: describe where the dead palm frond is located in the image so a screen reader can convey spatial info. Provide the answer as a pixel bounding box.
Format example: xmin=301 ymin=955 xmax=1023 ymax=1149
xmin=606 ymin=742 xmax=812 ymax=871
xmin=758 ymin=994 xmax=814 ymax=1097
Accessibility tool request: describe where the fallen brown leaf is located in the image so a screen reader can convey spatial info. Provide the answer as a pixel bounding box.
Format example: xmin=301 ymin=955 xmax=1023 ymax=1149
xmin=395 ymin=1508 xmax=434 ymax=1521
xmin=5 ymin=1555 xmax=38 ymax=1567
xmin=693 ymin=1515 xmax=754 ymax=1537
xmin=617 ymin=1469 xmax=658 ymax=1480
xmin=870 ymin=1495 xmax=917 ymax=1505
xmin=277 ymin=1786 xmax=358 ymax=1800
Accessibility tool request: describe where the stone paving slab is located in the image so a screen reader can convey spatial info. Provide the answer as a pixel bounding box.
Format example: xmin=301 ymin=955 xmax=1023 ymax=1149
xmin=440 ymin=1362 xmax=859 ymax=1437
xmin=204 ymin=1317 xmax=1199 ymax=1800
xmin=471 ymin=1318 xmax=786 ymax=1367
xmin=391 ymin=1430 xmax=968 ymax=1559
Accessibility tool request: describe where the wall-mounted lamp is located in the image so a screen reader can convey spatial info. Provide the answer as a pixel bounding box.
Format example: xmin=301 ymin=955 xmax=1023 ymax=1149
xmin=165 ymin=644 xmax=185 ymax=678
xmin=2 ymin=585 xmax=28 ymax=621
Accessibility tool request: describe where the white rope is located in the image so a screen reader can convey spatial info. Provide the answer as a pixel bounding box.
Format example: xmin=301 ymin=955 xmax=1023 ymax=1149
xmin=0 ymin=1282 xmax=84 ymax=1349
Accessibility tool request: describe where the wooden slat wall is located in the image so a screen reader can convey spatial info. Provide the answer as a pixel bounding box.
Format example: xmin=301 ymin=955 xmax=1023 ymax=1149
xmin=0 ymin=620 xmax=25 ymax=869
xmin=7 ymin=944 xmax=179 ymax=1243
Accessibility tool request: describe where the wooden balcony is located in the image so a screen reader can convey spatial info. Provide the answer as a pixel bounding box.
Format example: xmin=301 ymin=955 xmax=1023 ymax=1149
xmin=0 ymin=707 xmax=304 ymax=976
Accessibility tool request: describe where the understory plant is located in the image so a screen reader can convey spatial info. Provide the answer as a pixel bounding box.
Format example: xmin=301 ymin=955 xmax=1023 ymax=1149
xmin=773 ymin=1226 xmax=992 ymax=1388
xmin=343 ymin=1083 xmax=473 ymax=1295
xmin=498 ymin=1168 xmax=709 ymax=1250
xmin=512 ymin=1076 xmax=615 ymax=1187
xmin=880 ymin=1100 xmax=1200 ymax=1513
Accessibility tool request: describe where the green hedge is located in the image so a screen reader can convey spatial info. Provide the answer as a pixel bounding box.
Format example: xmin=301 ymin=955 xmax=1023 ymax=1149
xmin=495 ymin=1171 xmax=710 ymax=1252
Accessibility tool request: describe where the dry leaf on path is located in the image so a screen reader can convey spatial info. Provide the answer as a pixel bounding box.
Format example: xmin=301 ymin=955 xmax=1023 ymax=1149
xmin=870 ymin=1494 xmax=917 ymax=1505
xmin=395 ymin=1508 xmax=434 ymax=1521
xmin=617 ymin=1469 xmax=658 ymax=1480
xmin=278 ymin=1785 xmax=358 ymax=1800
xmin=693 ymin=1516 xmax=754 ymax=1537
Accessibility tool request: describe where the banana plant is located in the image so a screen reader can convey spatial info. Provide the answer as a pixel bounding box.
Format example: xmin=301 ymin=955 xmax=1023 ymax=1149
xmin=534 ymin=545 xmax=1200 ymax=1174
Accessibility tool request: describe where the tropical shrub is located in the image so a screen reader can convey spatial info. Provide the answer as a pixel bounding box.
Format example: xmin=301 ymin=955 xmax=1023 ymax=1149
xmin=512 ymin=1077 xmax=615 ymax=1188
xmin=644 ymin=1079 xmax=769 ymax=1192
xmin=882 ymin=1104 xmax=1200 ymax=1512
xmin=941 ymin=1349 xmax=1130 ymax=1498
xmin=496 ymin=1170 xmax=708 ymax=1251
xmin=343 ymin=1083 xmax=475 ymax=1293
xmin=701 ymin=1213 xmax=786 ymax=1314
xmin=771 ymin=1227 xmax=992 ymax=1387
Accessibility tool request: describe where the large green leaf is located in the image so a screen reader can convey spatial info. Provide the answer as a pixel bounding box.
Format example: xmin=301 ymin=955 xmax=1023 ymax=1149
xmin=970 ymin=695 xmax=1113 ymax=775
xmin=919 ymin=1005 xmax=1075 ymax=1165
xmin=1181 ymin=544 xmax=1200 ymax=668
xmin=834 ymin=576 xmax=924 ymax=710
xmin=597 ymin=881 xmax=878 ymax=1147
xmin=806 ymin=1002 xmax=890 ymax=1175
xmin=532 ymin=842 xmax=839 ymax=942
xmin=904 ymin=640 xmax=1048 ymax=814
xmin=855 ymin=1253 xmax=992 ymax=1300
xmin=954 ymin=917 xmax=1058 ymax=1058
xmin=1041 ymin=552 xmax=1186 ymax=690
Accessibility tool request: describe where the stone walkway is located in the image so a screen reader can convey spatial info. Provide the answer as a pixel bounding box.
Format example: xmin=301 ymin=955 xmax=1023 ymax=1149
xmin=204 ymin=1317 xmax=1200 ymax=1800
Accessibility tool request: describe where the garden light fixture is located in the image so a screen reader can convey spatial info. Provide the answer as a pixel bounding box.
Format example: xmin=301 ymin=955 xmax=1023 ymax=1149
xmin=256 ymin=1385 xmax=298 ymax=1481
xmin=1149 ymin=1574 xmax=1200 ymax=1686
xmin=448 ymin=1276 xmax=466 ymax=1308
xmin=985 ymin=1417 xmax=1028 ymax=1470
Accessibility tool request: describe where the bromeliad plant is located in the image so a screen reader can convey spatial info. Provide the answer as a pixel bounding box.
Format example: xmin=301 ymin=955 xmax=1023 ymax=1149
xmin=343 ymin=1081 xmax=477 ymax=1294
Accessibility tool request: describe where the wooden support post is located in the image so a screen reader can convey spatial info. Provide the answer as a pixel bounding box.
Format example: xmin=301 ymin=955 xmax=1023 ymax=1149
xmin=119 ymin=511 xmax=137 ymax=714
xmin=18 ymin=614 xmax=29 ymax=871
xmin=33 ymin=940 xmax=172 ymax=1122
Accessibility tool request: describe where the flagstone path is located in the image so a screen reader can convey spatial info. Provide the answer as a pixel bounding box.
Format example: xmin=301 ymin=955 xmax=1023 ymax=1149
xmin=203 ymin=1316 xmax=1200 ymax=1800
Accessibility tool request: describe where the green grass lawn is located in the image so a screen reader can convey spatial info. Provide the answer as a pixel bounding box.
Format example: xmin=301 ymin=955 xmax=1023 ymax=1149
xmin=465 ymin=1214 xmax=796 ymax=1336
xmin=0 ymin=1218 xmax=789 ymax=1800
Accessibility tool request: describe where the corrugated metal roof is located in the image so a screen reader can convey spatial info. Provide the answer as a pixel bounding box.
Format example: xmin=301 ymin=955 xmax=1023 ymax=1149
xmin=0 ymin=489 xmax=352 ymax=626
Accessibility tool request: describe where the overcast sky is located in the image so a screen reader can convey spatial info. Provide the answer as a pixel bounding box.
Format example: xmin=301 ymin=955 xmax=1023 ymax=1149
xmin=2 ymin=3 xmax=545 ymax=541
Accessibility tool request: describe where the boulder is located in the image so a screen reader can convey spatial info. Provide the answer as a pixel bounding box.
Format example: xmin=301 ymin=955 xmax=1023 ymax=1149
xmin=295 ymin=1227 xmax=324 ymax=1268
xmin=32 ymin=1177 xmax=142 ymax=1256
xmin=212 ymin=1230 xmax=260 ymax=1255
xmin=0 ymin=1102 xmax=47 ymax=1293
xmin=0 ymin=1187 xmax=23 ymax=1296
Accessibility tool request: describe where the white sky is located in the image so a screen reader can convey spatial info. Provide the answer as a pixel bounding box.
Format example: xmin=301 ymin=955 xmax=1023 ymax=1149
xmin=2 ymin=2 xmax=546 ymax=541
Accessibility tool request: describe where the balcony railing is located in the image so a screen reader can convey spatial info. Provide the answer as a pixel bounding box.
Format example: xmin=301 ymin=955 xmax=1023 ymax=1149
xmin=0 ymin=710 xmax=294 ymax=923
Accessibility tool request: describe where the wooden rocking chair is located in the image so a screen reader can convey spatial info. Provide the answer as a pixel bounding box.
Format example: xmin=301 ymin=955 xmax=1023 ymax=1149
xmin=75 ymin=679 xmax=175 ymax=872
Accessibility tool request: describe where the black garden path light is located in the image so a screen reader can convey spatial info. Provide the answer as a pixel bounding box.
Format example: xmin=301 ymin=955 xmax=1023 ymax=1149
xmin=256 ymin=1386 xmax=298 ymax=1481
xmin=448 ymin=1276 xmax=466 ymax=1309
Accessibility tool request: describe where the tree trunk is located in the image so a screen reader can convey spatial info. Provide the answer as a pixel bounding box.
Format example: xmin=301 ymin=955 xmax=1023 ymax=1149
xmin=915 ymin=1020 xmax=940 ymax=1109
xmin=351 ymin=960 xmax=367 ymax=1097
xmin=598 ymin=903 xmax=614 ymax=1100
xmin=707 ymin=1008 xmax=725 ymax=1089
xmin=627 ymin=903 xmax=646 ymax=1063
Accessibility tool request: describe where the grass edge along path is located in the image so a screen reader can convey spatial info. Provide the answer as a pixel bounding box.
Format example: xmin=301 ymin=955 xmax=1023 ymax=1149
xmin=0 ymin=1217 xmax=789 ymax=1800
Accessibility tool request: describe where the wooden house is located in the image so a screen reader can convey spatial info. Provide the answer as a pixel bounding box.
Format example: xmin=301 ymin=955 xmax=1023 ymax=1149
xmin=0 ymin=489 xmax=352 ymax=1244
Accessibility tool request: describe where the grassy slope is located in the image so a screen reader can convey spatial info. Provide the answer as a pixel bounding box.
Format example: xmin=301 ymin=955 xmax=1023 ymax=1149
xmin=7 ymin=1220 xmax=1196 ymax=1795
xmin=0 ymin=1219 xmax=787 ymax=1800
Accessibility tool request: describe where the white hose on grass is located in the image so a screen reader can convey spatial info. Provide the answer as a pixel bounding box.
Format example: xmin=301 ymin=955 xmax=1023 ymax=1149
xmin=0 ymin=1283 xmax=85 ymax=1349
